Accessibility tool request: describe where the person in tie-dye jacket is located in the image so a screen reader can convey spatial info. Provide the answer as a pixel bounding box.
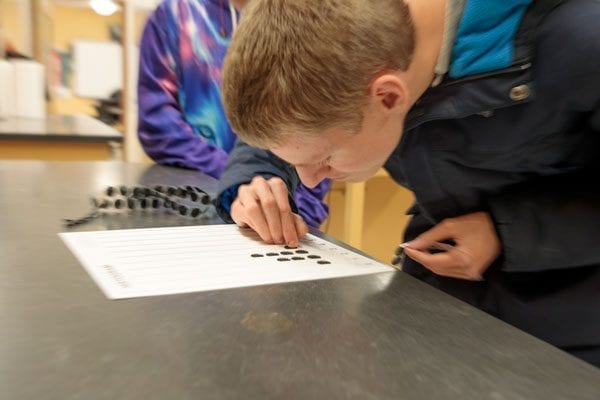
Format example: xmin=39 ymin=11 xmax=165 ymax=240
xmin=137 ymin=0 xmax=330 ymax=228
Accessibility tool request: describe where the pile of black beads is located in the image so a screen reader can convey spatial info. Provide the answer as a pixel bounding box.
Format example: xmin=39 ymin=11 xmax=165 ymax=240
xmin=64 ymin=185 xmax=214 ymax=227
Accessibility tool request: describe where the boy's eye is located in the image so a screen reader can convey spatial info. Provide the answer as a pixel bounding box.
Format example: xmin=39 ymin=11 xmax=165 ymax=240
xmin=317 ymin=156 xmax=331 ymax=166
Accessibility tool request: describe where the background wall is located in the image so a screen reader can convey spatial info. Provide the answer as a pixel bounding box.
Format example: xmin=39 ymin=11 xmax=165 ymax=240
xmin=325 ymin=177 xmax=414 ymax=264
xmin=47 ymin=3 xmax=123 ymax=116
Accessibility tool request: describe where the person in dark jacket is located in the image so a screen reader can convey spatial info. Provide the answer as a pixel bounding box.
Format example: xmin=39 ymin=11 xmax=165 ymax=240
xmin=215 ymin=0 xmax=600 ymax=366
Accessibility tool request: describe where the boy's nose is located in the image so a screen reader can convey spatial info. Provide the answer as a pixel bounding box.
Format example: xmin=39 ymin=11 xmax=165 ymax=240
xmin=296 ymin=165 xmax=329 ymax=188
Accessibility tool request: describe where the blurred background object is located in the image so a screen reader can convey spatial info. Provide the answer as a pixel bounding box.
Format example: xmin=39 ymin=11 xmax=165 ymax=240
xmin=89 ymin=0 xmax=119 ymax=16
xmin=94 ymin=89 xmax=121 ymax=126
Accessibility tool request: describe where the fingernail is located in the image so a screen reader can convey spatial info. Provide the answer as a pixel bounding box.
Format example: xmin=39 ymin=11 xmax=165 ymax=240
xmin=399 ymin=241 xmax=411 ymax=248
xmin=288 ymin=240 xmax=298 ymax=248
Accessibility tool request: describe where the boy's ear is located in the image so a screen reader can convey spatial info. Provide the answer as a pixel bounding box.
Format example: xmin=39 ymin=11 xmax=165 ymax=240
xmin=371 ymin=74 xmax=409 ymax=113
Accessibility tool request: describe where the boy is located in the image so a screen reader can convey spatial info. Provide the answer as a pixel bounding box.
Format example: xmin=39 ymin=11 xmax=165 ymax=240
xmin=216 ymin=0 xmax=600 ymax=366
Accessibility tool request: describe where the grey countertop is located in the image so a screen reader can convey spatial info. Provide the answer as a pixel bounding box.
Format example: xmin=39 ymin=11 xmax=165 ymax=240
xmin=0 ymin=114 xmax=122 ymax=142
xmin=0 ymin=161 xmax=598 ymax=400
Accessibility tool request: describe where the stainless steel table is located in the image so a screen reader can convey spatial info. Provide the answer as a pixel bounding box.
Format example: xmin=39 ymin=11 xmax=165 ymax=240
xmin=1 ymin=161 xmax=598 ymax=400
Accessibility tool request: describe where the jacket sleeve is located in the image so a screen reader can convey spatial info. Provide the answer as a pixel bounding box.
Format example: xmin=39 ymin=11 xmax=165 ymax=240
xmin=137 ymin=6 xmax=228 ymax=179
xmin=488 ymin=109 xmax=600 ymax=273
xmin=216 ymin=139 xmax=330 ymax=227
xmin=216 ymin=139 xmax=299 ymax=222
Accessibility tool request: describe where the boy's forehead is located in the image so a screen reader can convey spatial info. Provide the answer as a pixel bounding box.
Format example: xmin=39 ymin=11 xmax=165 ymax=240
xmin=271 ymin=136 xmax=332 ymax=165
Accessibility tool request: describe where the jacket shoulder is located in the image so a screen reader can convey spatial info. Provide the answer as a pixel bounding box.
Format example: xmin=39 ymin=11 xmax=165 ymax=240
xmin=536 ymin=0 xmax=600 ymax=74
xmin=534 ymin=0 xmax=600 ymax=99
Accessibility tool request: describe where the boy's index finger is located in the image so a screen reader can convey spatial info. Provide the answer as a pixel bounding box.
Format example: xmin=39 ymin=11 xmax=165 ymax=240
xmin=270 ymin=180 xmax=299 ymax=247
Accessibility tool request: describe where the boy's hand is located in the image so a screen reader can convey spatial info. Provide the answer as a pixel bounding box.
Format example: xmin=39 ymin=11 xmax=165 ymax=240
xmin=230 ymin=176 xmax=309 ymax=247
xmin=402 ymin=212 xmax=501 ymax=281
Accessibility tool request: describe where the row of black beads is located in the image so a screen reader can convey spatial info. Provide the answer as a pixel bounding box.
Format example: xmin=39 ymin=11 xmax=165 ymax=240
xmin=105 ymin=185 xmax=211 ymax=205
xmin=93 ymin=196 xmax=206 ymax=217
xmin=92 ymin=197 xmax=162 ymax=211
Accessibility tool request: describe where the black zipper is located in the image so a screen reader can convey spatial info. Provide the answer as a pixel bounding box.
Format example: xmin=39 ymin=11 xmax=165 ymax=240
xmin=436 ymin=61 xmax=532 ymax=89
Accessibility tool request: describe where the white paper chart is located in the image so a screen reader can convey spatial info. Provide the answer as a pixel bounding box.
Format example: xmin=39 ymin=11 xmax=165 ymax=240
xmin=59 ymin=225 xmax=393 ymax=299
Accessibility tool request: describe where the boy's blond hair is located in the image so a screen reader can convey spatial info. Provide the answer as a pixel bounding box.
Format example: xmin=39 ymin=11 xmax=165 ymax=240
xmin=222 ymin=0 xmax=415 ymax=147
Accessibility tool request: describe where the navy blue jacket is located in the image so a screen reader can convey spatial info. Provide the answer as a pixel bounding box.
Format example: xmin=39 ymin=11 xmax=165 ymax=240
xmin=217 ymin=0 xmax=600 ymax=364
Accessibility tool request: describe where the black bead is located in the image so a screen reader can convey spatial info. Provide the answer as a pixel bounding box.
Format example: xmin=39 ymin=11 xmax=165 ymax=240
xmin=133 ymin=187 xmax=144 ymax=197
xmin=178 ymin=205 xmax=188 ymax=215
xmin=106 ymin=186 xmax=115 ymax=196
xmin=391 ymin=255 xmax=404 ymax=266
xmin=127 ymin=198 xmax=136 ymax=209
xmin=152 ymin=199 xmax=160 ymax=209
xmin=154 ymin=185 xmax=164 ymax=193
xmin=140 ymin=199 xmax=148 ymax=209
xmin=166 ymin=186 xmax=176 ymax=195
xmin=200 ymin=195 xmax=210 ymax=205
xmin=189 ymin=192 xmax=198 ymax=202
xmin=119 ymin=185 xmax=128 ymax=196
xmin=190 ymin=208 xmax=200 ymax=217
xmin=114 ymin=199 xmax=124 ymax=209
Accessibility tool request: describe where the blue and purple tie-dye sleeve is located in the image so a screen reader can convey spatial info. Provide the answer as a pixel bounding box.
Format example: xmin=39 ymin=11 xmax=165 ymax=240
xmin=294 ymin=179 xmax=332 ymax=228
xmin=137 ymin=2 xmax=229 ymax=178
